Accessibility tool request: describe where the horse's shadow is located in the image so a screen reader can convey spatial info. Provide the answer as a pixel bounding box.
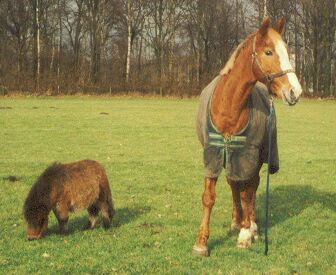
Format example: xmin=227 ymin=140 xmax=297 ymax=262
xmin=209 ymin=184 xmax=336 ymax=250
xmin=256 ymin=184 xmax=336 ymax=229
xmin=47 ymin=205 xmax=150 ymax=236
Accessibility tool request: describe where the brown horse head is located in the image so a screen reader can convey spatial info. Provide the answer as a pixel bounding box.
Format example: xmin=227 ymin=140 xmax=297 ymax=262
xmin=252 ymin=17 xmax=302 ymax=105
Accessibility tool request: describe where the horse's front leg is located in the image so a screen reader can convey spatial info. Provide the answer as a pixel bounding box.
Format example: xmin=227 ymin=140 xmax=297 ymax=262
xmin=192 ymin=177 xmax=217 ymax=256
xmin=237 ymin=174 xmax=260 ymax=248
xmin=227 ymin=178 xmax=242 ymax=231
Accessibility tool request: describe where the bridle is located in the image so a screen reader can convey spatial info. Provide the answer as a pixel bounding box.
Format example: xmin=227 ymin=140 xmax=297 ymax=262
xmin=251 ymin=35 xmax=295 ymax=93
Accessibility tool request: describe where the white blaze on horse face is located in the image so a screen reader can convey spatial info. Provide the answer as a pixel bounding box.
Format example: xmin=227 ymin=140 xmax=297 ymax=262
xmin=274 ymin=39 xmax=302 ymax=97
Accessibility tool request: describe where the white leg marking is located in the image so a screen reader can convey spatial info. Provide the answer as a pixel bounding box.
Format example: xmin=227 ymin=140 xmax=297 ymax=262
xmin=89 ymin=216 xmax=97 ymax=228
xmin=237 ymin=228 xmax=252 ymax=248
xmin=250 ymin=221 xmax=259 ymax=241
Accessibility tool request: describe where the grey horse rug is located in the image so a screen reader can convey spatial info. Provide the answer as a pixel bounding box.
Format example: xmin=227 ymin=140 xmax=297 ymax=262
xmin=196 ymin=76 xmax=279 ymax=182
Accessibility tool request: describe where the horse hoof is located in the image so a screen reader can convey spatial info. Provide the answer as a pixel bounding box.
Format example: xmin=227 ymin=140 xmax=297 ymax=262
xmin=192 ymin=244 xmax=209 ymax=257
xmin=252 ymin=233 xmax=259 ymax=241
xmin=237 ymin=239 xmax=251 ymax=248
xmin=237 ymin=228 xmax=252 ymax=248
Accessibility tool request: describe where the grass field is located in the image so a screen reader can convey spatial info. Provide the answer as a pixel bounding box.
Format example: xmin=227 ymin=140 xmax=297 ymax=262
xmin=0 ymin=96 xmax=335 ymax=274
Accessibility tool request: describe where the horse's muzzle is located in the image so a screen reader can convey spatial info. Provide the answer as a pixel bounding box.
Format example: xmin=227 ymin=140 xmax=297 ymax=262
xmin=283 ymin=88 xmax=300 ymax=106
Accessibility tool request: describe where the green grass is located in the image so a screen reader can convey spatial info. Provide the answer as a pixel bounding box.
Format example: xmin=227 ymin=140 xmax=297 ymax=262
xmin=0 ymin=96 xmax=335 ymax=274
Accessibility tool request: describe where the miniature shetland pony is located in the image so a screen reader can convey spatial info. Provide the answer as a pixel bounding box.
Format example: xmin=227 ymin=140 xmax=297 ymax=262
xmin=24 ymin=160 xmax=114 ymax=240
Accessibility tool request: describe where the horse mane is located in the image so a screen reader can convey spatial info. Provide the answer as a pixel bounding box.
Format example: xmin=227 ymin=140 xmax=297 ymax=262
xmin=220 ymin=33 xmax=255 ymax=76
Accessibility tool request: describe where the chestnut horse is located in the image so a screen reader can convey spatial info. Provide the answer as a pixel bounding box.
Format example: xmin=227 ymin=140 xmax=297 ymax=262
xmin=192 ymin=17 xmax=302 ymax=256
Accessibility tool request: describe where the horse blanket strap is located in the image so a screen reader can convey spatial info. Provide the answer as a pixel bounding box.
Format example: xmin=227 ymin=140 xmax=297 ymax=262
xmin=208 ymin=132 xmax=247 ymax=168
xmin=264 ymin=97 xmax=274 ymax=256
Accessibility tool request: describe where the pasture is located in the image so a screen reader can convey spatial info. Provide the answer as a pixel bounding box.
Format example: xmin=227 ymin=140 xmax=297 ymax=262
xmin=0 ymin=96 xmax=335 ymax=273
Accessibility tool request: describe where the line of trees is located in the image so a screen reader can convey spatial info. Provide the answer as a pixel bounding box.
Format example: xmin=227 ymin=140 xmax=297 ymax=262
xmin=0 ymin=0 xmax=335 ymax=97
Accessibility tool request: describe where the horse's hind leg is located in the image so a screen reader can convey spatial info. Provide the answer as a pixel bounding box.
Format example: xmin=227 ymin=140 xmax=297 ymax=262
xmin=86 ymin=203 xmax=99 ymax=229
xmin=237 ymin=174 xmax=260 ymax=248
xmin=248 ymin=174 xmax=260 ymax=241
xmin=192 ymin=177 xmax=217 ymax=257
xmin=227 ymin=178 xmax=242 ymax=231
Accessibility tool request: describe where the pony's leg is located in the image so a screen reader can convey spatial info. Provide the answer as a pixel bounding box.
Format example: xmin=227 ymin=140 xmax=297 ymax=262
xmin=98 ymin=184 xmax=115 ymax=229
xmin=53 ymin=203 xmax=69 ymax=234
xmin=237 ymin=174 xmax=260 ymax=248
xmin=227 ymin=178 xmax=242 ymax=231
xmin=99 ymin=200 xmax=114 ymax=229
xmin=86 ymin=203 xmax=99 ymax=229
xmin=192 ymin=177 xmax=217 ymax=256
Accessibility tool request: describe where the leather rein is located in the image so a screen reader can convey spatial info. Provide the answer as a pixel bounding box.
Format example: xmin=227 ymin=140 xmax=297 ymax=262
xmin=251 ymin=35 xmax=294 ymax=92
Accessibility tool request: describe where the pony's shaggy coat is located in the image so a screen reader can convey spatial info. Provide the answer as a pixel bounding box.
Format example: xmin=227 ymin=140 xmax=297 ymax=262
xmin=24 ymin=160 xmax=114 ymax=240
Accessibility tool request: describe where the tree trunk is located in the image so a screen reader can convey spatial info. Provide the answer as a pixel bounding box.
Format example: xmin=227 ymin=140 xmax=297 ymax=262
xmin=89 ymin=0 xmax=101 ymax=84
xmin=50 ymin=31 xmax=55 ymax=72
xmin=126 ymin=0 xmax=132 ymax=84
xmin=137 ymin=31 xmax=143 ymax=74
xmin=263 ymin=0 xmax=267 ymax=18
xmin=57 ymin=0 xmax=62 ymax=94
xmin=158 ymin=0 xmax=164 ymax=96
xmin=35 ymin=0 xmax=41 ymax=92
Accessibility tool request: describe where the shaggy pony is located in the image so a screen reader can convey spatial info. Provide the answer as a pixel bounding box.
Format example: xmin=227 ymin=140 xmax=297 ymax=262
xmin=24 ymin=160 xmax=114 ymax=240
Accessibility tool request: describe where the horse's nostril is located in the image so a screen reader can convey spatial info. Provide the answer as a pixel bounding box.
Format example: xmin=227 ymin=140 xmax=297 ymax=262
xmin=290 ymin=89 xmax=296 ymax=101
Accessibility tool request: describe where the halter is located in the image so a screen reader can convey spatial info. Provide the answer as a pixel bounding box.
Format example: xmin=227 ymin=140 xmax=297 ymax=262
xmin=251 ymin=35 xmax=295 ymax=92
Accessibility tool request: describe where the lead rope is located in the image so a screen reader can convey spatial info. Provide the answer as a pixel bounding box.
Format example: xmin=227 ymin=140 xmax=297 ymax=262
xmin=264 ymin=97 xmax=274 ymax=256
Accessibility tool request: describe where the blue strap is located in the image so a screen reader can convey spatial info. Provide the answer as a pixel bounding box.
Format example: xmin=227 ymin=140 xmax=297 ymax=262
xmin=264 ymin=98 xmax=274 ymax=256
xmin=208 ymin=132 xmax=247 ymax=168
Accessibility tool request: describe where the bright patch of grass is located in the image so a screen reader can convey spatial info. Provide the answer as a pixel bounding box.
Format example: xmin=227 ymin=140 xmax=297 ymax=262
xmin=0 ymin=97 xmax=335 ymax=273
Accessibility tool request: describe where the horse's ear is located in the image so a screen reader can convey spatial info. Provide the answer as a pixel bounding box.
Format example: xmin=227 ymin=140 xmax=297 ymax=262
xmin=259 ymin=16 xmax=270 ymax=36
xmin=275 ymin=17 xmax=286 ymax=35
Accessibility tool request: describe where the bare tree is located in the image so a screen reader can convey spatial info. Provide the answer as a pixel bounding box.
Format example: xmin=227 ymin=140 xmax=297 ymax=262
xmin=64 ymin=0 xmax=85 ymax=77
xmin=32 ymin=0 xmax=41 ymax=92
xmin=0 ymin=0 xmax=334 ymax=96
xmin=0 ymin=0 xmax=31 ymax=80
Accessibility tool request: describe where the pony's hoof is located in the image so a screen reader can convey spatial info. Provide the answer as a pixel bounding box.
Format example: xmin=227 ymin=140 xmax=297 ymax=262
xmin=84 ymin=221 xmax=94 ymax=230
xmin=192 ymin=244 xmax=209 ymax=257
xmin=27 ymin=236 xmax=38 ymax=241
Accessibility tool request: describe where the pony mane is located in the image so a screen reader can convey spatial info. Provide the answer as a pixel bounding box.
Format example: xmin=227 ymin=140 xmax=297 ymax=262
xmin=220 ymin=34 xmax=255 ymax=76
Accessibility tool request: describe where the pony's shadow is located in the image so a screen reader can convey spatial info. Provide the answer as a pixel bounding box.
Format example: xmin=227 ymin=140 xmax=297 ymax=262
xmin=208 ymin=184 xmax=336 ymax=250
xmin=47 ymin=205 xmax=150 ymax=236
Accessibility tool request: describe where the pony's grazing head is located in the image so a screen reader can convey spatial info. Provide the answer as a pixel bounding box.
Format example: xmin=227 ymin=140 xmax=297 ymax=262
xmin=24 ymin=208 xmax=48 ymax=240
xmin=24 ymin=195 xmax=48 ymax=240
xmin=252 ymin=17 xmax=302 ymax=105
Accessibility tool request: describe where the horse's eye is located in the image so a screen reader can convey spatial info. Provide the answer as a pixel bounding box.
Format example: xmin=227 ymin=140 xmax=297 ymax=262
xmin=265 ymin=50 xmax=273 ymax=56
